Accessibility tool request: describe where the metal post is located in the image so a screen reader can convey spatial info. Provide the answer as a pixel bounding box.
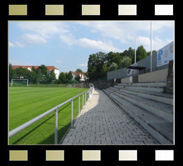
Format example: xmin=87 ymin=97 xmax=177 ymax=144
xmin=85 ymin=92 xmax=87 ymax=103
xmin=71 ymin=100 xmax=73 ymax=127
xmin=82 ymin=94 xmax=84 ymax=107
xmin=78 ymin=96 xmax=80 ymax=114
xmin=55 ymin=108 xmax=58 ymax=144
xmin=135 ymin=37 xmax=137 ymax=64
xmin=84 ymin=93 xmax=85 ymax=105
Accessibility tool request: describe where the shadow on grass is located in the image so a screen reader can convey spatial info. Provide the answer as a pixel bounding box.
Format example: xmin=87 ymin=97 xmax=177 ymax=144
xmin=38 ymin=123 xmax=71 ymax=144
xmin=11 ymin=103 xmax=71 ymax=144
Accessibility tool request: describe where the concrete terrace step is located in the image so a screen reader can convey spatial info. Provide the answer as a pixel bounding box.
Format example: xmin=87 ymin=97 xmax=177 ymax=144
xmin=108 ymin=93 xmax=173 ymax=144
xmin=109 ymin=87 xmax=118 ymax=92
xmin=125 ymin=86 xmax=165 ymax=93
xmin=130 ymin=82 xmax=167 ymax=88
xmin=114 ymin=91 xmax=173 ymax=122
xmin=103 ymin=89 xmax=112 ymax=94
xmin=118 ymin=88 xmax=173 ymax=106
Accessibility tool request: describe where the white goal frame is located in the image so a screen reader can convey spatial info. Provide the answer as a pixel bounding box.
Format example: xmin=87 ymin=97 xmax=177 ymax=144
xmin=11 ymin=79 xmax=29 ymax=87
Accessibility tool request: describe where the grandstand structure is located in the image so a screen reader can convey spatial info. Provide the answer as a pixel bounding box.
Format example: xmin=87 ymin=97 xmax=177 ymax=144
xmin=102 ymin=42 xmax=174 ymax=144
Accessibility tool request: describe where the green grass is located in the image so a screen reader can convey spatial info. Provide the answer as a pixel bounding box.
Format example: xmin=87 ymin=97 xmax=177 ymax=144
xmin=9 ymin=87 xmax=87 ymax=145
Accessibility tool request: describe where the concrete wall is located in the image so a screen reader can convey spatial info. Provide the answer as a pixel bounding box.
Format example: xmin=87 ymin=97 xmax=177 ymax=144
xmin=138 ymin=68 xmax=168 ymax=83
xmin=120 ymin=68 xmax=168 ymax=84
xmin=121 ymin=76 xmax=132 ymax=84
xmin=107 ymin=67 xmax=128 ymax=80
xmin=90 ymin=80 xmax=116 ymax=89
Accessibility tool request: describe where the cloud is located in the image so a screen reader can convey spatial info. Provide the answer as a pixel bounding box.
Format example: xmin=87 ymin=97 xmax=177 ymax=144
xmin=77 ymin=21 xmax=174 ymax=45
xmin=78 ymin=38 xmax=123 ymax=52
xmin=59 ymin=33 xmax=123 ymax=52
xmin=137 ymin=36 xmax=172 ymax=51
xmin=22 ymin=34 xmax=47 ymax=44
xmin=17 ymin=22 xmax=69 ymax=38
xmin=56 ymin=60 xmax=63 ymax=64
xmin=78 ymin=63 xmax=87 ymax=67
xmin=9 ymin=41 xmax=24 ymax=47
xmin=9 ymin=42 xmax=14 ymax=47
xmin=59 ymin=34 xmax=76 ymax=46
xmin=9 ymin=60 xmax=29 ymax=65
xmin=15 ymin=22 xmax=70 ymax=46
xmin=14 ymin=21 xmax=173 ymax=50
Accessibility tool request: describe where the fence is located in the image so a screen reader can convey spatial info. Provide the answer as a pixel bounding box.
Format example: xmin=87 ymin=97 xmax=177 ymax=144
xmin=9 ymin=86 xmax=94 ymax=144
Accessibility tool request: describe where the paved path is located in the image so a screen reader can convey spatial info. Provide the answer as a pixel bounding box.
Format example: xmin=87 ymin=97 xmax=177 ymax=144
xmin=61 ymin=90 xmax=159 ymax=145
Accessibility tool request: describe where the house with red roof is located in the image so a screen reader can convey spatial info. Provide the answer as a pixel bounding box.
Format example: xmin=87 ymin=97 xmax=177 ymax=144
xmin=12 ymin=65 xmax=60 ymax=79
xmin=71 ymin=71 xmax=87 ymax=82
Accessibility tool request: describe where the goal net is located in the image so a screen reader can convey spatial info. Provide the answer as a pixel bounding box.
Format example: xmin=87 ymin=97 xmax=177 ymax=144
xmin=11 ymin=79 xmax=29 ymax=87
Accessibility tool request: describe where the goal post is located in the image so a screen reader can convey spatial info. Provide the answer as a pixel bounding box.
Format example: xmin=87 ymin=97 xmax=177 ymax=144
xmin=11 ymin=79 xmax=29 ymax=87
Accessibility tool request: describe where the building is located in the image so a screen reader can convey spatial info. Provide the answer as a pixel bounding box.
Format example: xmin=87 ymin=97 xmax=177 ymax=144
xmin=71 ymin=71 xmax=87 ymax=82
xmin=12 ymin=65 xmax=60 ymax=79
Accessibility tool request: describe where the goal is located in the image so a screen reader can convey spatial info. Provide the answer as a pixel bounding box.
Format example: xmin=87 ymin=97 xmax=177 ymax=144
xmin=11 ymin=79 xmax=29 ymax=87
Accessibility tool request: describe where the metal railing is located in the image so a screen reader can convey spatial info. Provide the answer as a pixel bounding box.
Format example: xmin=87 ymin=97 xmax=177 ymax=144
xmin=9 ymin=87 xmax=94 ymax=144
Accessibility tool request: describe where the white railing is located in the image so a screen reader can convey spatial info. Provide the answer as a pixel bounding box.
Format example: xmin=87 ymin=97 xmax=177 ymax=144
xmin=9 ymin=87 xmax=94 ymax=144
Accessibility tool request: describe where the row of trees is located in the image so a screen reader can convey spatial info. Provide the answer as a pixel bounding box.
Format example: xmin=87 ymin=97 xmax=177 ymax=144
xmin=87 ymin=45 xmax=157 ymax=80
xmin=9 ymin=64 xmax=85 ymax=84
xmin=9 ymin=64 xmax=56 ymax=84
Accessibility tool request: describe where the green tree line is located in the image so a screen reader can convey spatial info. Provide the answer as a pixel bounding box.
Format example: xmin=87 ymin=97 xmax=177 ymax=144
xmin=87 ymin=45 xmax=157 ymax=80
xmin=9 ymin=64 xmax=85 ymax=84
xmin=9 ymin=64 xmax=57 ymax=84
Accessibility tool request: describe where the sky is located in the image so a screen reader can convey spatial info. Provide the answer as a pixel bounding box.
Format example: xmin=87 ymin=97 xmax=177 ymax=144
xmin=9 ymin=21 xmax=174 ymax=72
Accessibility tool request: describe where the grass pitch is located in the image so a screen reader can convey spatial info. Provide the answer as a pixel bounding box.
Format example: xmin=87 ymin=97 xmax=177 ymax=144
xmin=9 ymin=87 xmax=87 ymax=144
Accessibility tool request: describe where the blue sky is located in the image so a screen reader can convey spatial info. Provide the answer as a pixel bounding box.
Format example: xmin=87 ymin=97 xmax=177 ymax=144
xmin=9 ymin=21 xmax=174 ymax=72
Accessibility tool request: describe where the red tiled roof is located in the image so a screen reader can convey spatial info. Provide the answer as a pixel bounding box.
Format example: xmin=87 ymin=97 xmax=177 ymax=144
xmin=12 ymin=65 xmax=58 ymax=71
xmin=71 ymin=71 xmax=86 ymax=77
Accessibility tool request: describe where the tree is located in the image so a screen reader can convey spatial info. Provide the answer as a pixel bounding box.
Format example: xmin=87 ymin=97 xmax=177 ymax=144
xmin=118 ymin=56 xmax=132 ymax=69
xmin=88 ymin=52 xmax=107 ymax=80
xmin=9 ymin=64 xmax=17 ymax=82
xmin=38 ymin=64 xmax=48 ymax=75
xmin=15 ymin=67 xmax=31 ymax=80
xmin=107 ymin=52 xmax=122 ymax=65
xmin=136 ymin=45 xmax=147 ymax=61
xmin=121 ymin=47 xmax=135 ymax=63
xmin=75 ymin=75 xmax=81 ymax=82
xmin=49 ymin=70 xmax=56 ymax=82
xmin=75 ymin=69 xmax=83 ymax=73
xmin=45 ymin=69 xmax=56 ymax=84
xmin=67 ymin=71 xmax=73 ymax=82
xmin=108 ymin=62 xmax=118 ymax=71
xmin=101 ymin=63 xmax=108 ymax=76
xmin=59 ymin=72 xmax=66 ymax=83
xmin=35 ymin=68 xmax=43 ymax=84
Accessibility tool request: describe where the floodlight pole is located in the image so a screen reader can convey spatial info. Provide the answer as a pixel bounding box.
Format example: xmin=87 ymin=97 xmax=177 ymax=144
xmin=150 ymin=21 xmax=153 ymax=72
xmin=134 ymin=37 xmax=137 ymax=64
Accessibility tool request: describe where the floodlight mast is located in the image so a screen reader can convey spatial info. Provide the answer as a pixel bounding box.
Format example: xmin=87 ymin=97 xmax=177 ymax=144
xmin=134 ymin=37 xmax=137 ymax=64
xmin=150 ymin=21 xmax=153 ymax=72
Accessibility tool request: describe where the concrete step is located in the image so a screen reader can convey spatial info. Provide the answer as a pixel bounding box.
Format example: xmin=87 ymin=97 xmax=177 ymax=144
xmin=104 ymin=89 xmax=113 ymax=94
xmin=109 ymin=87 xmax=118 ymax=92
xmin=125 ymin=86 xmax=165 ymax=93
xmin=108 ymin=93 xmax=173 ymax=144
xmin=115 ymin=84 xmax=128 ymax=88
xmin=115 ymin=91 xmax=173 ymax=122
xmin=118 ymin=89 xmax=173 ymax=106
xmin=131 ymin=82 xmax=167 ymax=88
